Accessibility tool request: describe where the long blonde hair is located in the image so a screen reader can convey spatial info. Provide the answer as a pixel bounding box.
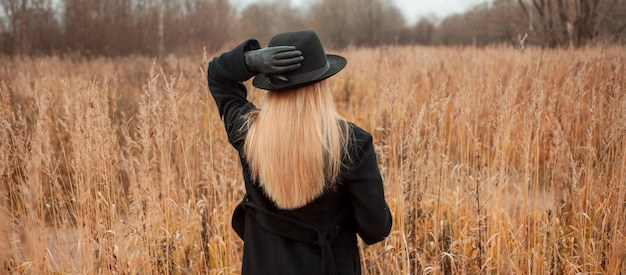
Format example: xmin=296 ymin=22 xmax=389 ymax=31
xmin=243 ymin=81 xmax=349 ymax=209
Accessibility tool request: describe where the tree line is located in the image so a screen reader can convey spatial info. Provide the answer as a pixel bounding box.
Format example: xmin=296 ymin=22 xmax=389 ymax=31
xmin=1 ymin=0 xmax=625 ymax=57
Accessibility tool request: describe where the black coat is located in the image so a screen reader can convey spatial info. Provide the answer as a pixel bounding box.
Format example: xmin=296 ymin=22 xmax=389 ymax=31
xmin=208 ymin=40 xmax=392 ymax=275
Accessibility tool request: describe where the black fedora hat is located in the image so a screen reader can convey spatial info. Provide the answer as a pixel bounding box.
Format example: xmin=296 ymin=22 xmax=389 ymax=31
xmin=252 ymin=30 xmax=347 ymax=90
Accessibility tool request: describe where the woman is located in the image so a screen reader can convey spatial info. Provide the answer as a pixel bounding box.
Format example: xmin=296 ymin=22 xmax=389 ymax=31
xmin=207 ymin=30 xmax=392 ymax=275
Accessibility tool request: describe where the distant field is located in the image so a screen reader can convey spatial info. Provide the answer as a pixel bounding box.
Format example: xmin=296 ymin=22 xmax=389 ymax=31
xmin=1 ymin=45 xmax=624 ymax=274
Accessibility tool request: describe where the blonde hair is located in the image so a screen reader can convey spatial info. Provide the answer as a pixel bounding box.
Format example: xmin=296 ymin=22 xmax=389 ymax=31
xmin=243 ymin=81 xmax=349 ymax=209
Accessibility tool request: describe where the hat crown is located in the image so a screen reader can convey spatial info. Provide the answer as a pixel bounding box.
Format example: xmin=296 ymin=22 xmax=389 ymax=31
xmin=268 ymin=30 xmax=329 ymax=77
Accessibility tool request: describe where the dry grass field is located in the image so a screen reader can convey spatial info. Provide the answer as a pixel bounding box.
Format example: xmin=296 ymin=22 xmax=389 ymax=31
xmin=1 ymin=44 xmax=625 ymax=274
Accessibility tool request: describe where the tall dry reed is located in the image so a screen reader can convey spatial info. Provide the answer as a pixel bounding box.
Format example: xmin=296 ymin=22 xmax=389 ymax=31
xmin=0 ymin=44 xmax=624 ymax=274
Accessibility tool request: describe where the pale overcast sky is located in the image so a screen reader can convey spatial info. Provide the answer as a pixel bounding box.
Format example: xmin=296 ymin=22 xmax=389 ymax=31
xmin=231 ymin=0 xmax=492 ymax=25
xmin=394 ymin=0 xmax=491 ymax=23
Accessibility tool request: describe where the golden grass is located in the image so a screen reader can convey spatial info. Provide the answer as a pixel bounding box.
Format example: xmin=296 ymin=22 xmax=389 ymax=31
xmin=1 ymin=45 xmax=625 ymax=274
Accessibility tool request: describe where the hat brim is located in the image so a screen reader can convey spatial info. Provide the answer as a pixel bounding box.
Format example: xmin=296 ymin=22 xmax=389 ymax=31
xmin=252 ymin=54 xmax=347 ymax=91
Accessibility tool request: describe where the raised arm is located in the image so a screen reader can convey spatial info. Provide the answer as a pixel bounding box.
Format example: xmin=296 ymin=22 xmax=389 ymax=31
xmin=208 ymin=39 xmax=259 ymax=144
xmin=207 ymin=39 xmax=303 ymax=145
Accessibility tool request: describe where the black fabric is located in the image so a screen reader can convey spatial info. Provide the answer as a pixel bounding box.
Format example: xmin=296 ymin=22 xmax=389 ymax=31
xmin=208 ymin=39 xmax=392 ymax=275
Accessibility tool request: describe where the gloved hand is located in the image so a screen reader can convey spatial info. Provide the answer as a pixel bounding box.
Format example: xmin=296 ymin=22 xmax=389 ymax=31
xmin=244 ymin=46 xmax=304 ymax=77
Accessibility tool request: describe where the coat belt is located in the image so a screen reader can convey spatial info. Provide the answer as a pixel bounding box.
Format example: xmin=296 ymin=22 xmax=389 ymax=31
xmin=235 ymin=197 xmax=346 ymax=275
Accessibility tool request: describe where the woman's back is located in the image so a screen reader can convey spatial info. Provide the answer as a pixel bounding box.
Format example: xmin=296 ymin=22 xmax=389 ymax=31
xmin=237 ymin=123 xmax=389 ymax=274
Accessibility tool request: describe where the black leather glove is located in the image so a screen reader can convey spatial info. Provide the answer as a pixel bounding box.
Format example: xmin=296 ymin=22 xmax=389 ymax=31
xmin=244 ymin=46 xmax=303 ymax=77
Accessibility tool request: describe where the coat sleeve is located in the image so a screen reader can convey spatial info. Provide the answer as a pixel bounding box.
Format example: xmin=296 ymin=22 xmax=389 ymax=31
xmin=344 ymin=131 xmax=392 ymax=245
xmin=207 ymin=39 xmax=261 ymax=146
